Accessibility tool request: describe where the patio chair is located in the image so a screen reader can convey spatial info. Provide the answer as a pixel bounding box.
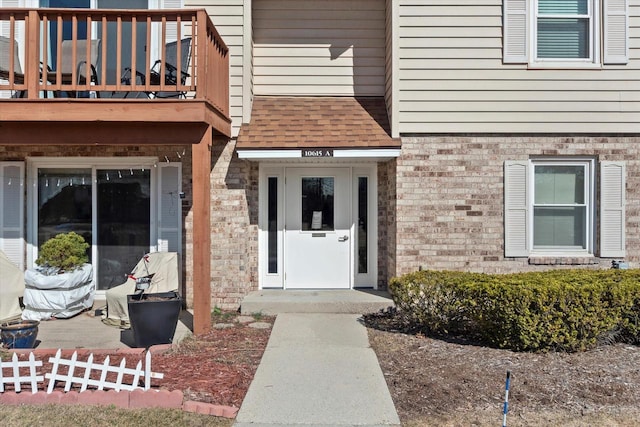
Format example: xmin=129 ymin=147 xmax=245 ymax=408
xmin=0 ymin=250 xmax=24 ymax=322
xmin=102 ymin=252 xmax=180 ymax=329
xmin=119 ymin=37 xmax=192 ymax=99
xmin=0 ymin=35 xmax=26 ymax=98
xmin=58 ymin=39 xmax=101 ymax=98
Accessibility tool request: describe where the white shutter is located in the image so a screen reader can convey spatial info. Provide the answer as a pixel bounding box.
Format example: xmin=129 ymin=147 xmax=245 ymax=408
xmin=157 ymin=162 xmax=182 ymax=254
xmin=504 ymin=160 xmax=529 ymax=257
xmin=503 ymin=0 xmax=528 ymax=63
xmin=0 ymin=162 xmax=25 ymax=269
xmin=160 ymin=0 xmax=185 ymax=43
xmin=603 ymin=0 xmax=629 ymax=65
xmin=600 ymin=161 xmax=625 ymax=257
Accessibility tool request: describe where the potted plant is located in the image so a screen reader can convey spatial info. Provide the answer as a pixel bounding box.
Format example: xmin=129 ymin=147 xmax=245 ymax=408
xmin=22 ymin=232 xmax=94 ymax=320
xmin=0 ymin=319 xmax=39 ymax=349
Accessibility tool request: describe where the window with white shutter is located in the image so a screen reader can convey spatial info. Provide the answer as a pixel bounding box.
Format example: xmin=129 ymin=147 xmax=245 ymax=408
xmin=503 ymin=0 xmax=629 ymax=66
xmin=505 ymin=158 xmax=624 ymax=259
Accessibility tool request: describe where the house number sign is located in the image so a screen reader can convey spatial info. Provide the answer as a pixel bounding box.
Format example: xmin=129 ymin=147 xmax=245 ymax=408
xmin=302 ymin=149 xmax=333 ymax=158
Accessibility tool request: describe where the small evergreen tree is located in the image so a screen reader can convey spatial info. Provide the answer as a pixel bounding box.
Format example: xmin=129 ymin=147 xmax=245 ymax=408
xmin=35 ymin=232 xmax=89 ymax=274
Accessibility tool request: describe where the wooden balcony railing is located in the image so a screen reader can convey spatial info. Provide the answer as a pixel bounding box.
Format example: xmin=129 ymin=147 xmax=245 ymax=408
xmin=0 ymin=8 xmax=229 ymax=117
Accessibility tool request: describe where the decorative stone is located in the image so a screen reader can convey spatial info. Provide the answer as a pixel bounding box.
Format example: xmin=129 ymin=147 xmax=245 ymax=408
xmin=213 ymin=323 xmax=234 ymax=330
xmin=235 ymin=316 xmax=254 ymax=324
xmin=248 ymin=322 xmax=272 ymax=330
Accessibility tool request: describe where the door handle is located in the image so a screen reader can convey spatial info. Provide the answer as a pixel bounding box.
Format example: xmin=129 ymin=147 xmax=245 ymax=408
xmin=338 ymin=235 xmax=349 ymax=242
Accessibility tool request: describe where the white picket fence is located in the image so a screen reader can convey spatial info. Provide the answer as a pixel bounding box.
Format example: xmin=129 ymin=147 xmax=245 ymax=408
xmin=0 ymin=350 xmax=164 ymax=394
xmin=0 ymin=353 xmax=44 ymax=394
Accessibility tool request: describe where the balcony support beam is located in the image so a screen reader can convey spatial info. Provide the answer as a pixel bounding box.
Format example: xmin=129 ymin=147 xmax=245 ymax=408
xmin=192 ymin=126 xmax=213 ymax=335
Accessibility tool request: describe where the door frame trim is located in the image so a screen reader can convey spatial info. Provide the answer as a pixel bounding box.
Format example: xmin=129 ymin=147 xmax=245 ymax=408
xmin=258 ymin=162 xmax=378 ymax=290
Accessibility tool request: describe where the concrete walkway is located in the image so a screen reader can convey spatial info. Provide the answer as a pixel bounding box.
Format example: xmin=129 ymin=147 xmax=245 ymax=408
xmin=234 ymin=313 xmax=400 ymax=427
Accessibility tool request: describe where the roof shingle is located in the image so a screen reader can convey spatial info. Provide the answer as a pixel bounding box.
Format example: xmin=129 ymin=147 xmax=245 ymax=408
xmin=236 ymin=96 xmax=399 ymax=150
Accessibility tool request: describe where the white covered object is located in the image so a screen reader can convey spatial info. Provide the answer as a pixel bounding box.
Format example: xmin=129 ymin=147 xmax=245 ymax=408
xmin=103 ymin=252 xmax=179 ymax=329
xmin=22 ymin=264 xmax=94 ymax=320
xmin=0 ymin=250 xmax=24 ymax=322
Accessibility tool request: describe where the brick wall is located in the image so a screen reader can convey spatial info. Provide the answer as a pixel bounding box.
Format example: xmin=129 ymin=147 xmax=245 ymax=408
xmin=378 ymin=160 xmax=396 ymax=287
xmin=209 ymin=138 xmax=259 ymax=309
xmin=394 ymin=136 xmax=640 ymax=277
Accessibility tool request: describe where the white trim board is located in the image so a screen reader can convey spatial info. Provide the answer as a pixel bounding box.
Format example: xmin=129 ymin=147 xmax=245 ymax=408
xmin=238 ymin=149 xmax=401 ymax=160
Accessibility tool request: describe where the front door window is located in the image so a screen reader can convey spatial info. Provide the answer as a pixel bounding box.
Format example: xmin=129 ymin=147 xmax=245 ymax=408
xmin=301 ymin=177 xmax=334 ymax=231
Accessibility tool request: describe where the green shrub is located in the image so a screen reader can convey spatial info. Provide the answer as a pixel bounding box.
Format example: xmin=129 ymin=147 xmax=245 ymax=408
xmin=35 ymin=232 xmax=89 ymax=274
xmin=389 ymin=269 xmax=640 ymax=352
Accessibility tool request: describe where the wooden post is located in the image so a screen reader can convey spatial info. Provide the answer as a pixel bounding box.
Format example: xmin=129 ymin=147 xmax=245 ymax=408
xmin=26 ymin=10 xmax=39 ymax=98
xmin=192 ymin=126 xmax=213 ymax=335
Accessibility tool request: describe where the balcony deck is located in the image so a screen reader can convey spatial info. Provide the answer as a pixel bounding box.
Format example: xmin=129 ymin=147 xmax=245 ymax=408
xmin=0 ymin=7 xmax=230 ymax=336
xmin=0 ymin=8 xmax=231 ymax=144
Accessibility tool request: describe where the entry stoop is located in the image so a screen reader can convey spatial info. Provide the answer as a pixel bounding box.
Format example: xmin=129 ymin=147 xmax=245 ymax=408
xmin=240 ymin=290 xmax=395 ymax=315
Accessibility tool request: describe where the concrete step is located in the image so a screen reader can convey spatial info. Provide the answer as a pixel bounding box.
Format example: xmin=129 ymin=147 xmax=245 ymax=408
xmin=240 ymin=289 xmax=395 ymax=315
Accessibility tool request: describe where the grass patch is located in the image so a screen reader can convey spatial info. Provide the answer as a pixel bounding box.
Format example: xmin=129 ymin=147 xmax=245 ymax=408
xmin=0 ymin=404 xmax=233 ymax=427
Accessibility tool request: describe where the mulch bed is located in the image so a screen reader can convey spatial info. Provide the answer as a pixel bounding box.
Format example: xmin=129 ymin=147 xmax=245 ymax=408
xmin=363 ymin=309 xmax=640 ymax=424
xmin=2 ymin=314 xmax=273 ymax=409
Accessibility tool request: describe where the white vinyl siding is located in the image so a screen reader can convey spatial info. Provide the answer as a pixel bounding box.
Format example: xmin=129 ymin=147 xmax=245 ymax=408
xmin=0 ymin=162 xmax=25 ymax=270
xmin=397 ymin=0 xmax=634 ymax=134
xmin=188 ymin=0 xmax=247 ymax=136
xmin=600 ymin=161 xmax=626 ymax=257
xmin=252 ymin=0 xmax=386 ymax=96
xmin=504 ymin=159 xmax=624 ymax=258
xmin=386 ymin=0 xmax=400 ymax=137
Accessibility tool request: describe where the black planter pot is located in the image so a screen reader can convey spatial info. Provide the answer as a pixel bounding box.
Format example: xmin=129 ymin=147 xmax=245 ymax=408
xmin=127 ymin=291 xmax=182 ymax=348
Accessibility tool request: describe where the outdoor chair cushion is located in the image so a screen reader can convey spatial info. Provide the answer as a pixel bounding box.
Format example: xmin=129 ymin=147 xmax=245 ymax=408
xmin=102 ymin=252 xmax=179 ymax=329
xmin=0 ymin=250 xmax=24 ymax=322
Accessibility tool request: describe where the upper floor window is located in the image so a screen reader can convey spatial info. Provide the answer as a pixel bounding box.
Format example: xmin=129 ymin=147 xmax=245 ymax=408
xmin=503 ymin=0 xmax=629 ymax=66
xmin=536 ymin=0 xmax=593 ymax=61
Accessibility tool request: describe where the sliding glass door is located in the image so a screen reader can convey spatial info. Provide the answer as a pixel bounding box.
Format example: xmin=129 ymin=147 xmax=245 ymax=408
xmin=96 ymin=169 xmax=151 ymax=290
xmin=36 ymin=166 xmax=152 ymax=291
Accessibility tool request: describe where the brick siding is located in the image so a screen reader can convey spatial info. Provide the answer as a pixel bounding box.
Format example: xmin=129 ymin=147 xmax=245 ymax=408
xmin=393 ymin=135 xmax=640 ymax=277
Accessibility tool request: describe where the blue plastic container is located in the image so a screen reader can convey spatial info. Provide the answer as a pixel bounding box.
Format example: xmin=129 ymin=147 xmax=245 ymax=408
xmin=0 ymin=320 xmax=39 ymax=349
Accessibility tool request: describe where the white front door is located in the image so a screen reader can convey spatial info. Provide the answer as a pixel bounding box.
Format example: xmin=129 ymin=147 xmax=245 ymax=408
xmin=284 ymin=167 xmax=351 ymax=289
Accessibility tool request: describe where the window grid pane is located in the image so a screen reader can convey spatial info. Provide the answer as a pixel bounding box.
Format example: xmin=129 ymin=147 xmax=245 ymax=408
xmin=357 ymin=177 xmax=368 ymax=274
xmin=537 ymin=18 xmax=590 ymax=58
xmin=267 ymin=177 xmax=278 ymax=274
xmin=538 ymin=0 xmax=588 ymax=15
xmin=533 ymin=207 xmax=587 ymax=248
xmin=534 ymin=165 xmax=585 ymax=204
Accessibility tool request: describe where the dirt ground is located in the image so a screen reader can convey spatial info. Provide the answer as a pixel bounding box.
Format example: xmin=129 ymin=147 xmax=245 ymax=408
xmin=363 ymin=310 xmax=640 ymax=427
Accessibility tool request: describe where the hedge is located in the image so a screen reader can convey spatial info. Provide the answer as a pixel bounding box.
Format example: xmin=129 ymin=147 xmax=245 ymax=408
xmin=389 ymin=269 xmax=640 ymax=352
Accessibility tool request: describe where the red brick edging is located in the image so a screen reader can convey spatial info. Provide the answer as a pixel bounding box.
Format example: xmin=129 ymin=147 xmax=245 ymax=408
xmin=1 ymin=344 xmax=239 ymax=419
